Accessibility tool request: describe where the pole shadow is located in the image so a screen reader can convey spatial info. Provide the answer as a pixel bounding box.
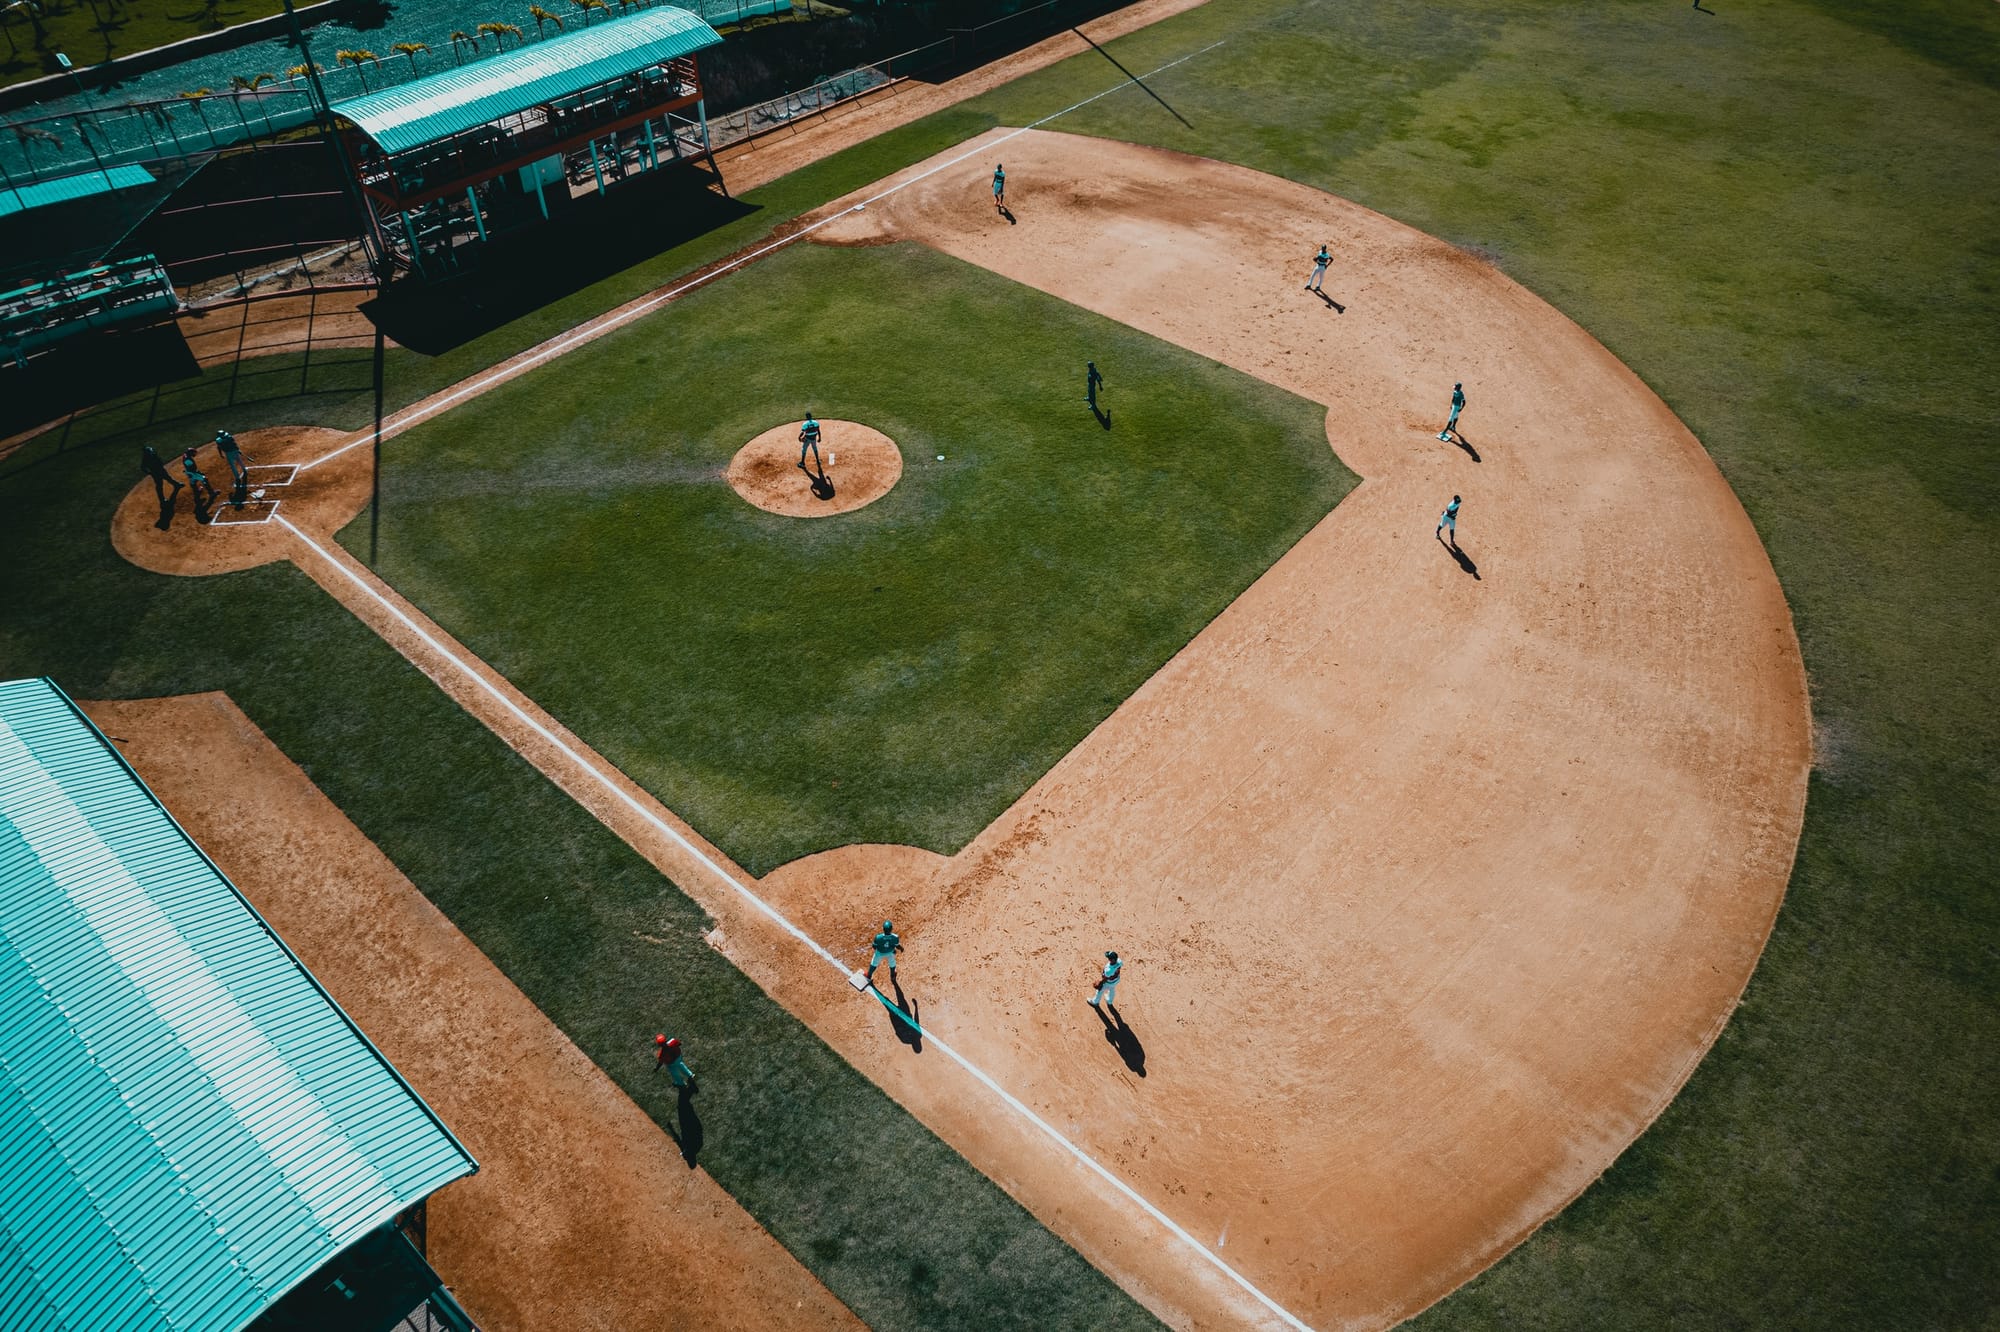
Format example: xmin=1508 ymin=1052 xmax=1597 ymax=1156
xmin=1072 ymin=27 xmax=1194 ymax=128
xmin=1095 ymin=1004 xmax=1146 ymax=1077
xmin=885 ymin=976 xmax=923 ymax=1054
xmin=671 ymin=1083 xmax=704 ymax=1169
xmin=1315 ymin=289 xmax=1346 ymax=314
xmin=1439 ymin=534 xmax=1481 ymax=580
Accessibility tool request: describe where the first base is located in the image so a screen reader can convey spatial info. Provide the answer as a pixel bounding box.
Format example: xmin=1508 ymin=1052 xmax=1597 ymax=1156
xmin=847 ymin=970 xmax=872 ymax=992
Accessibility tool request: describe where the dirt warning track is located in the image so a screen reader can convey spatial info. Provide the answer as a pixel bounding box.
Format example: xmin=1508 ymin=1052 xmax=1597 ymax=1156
xmin=771 ymin=129 xmax=1813 ymax=1329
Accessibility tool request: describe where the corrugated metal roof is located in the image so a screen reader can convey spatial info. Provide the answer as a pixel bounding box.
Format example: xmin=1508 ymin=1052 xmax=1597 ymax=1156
xmin=331 ymin=7 xmax=721 ymax=155
xmin=0 ymin=166 xmax=155 ymax=219
xmin=0 ymin=678 xmax=476 ymax=1332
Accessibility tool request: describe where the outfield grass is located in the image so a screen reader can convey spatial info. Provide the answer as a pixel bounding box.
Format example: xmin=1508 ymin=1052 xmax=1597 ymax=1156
xmin=952 ymin=0 xmax=2000 ymax=1325
xmin=336 ymin=240 xmax=1347 ymax=874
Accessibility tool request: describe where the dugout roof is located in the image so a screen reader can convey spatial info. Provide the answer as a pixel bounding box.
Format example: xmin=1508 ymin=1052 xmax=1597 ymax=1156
xmin=330 ymin=7 xmax=722 ymax=155
xmin=0 ymin=678 xmax=476 ymax=1332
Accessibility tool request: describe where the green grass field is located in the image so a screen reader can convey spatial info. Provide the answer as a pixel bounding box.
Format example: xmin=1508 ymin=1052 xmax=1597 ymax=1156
xmin=338 ymin=240 xmax=1347 ymax=873
xmin=1 ymin=0 xmax=1995 ymax=1326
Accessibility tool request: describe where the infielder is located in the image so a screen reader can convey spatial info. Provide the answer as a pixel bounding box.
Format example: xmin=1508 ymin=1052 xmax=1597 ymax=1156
xmin=798 ymin=414 xmax=823 ymax=470
xmin=1439 ymin=382 xmax=1466 ymax=442
xmin=992 ymin=163 xmax=1006 ymax=209
xmin=865 ymin=920 xmax=903 ymax=987
xmin=1437 ymin=494 xmax=1462 ymax=545
xmin=654 ymin=1035 xmax=696 ymax=1089
xmin=1305 ymin=243 xmax=1332 ymax=291
xmin=1088 ymin=951 xmax=1123 ymax=1008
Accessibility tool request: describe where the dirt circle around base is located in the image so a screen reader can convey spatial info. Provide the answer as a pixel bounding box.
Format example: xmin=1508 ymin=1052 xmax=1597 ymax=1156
xmin=726 ymin=421 xmax=903 ymax=518
xmin=112 ymin=426 xmax=366 ymax=576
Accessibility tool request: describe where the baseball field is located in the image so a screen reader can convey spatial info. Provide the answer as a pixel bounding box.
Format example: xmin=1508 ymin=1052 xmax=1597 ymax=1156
xmin=3 ymin=0 xmax=1996 ymax=1328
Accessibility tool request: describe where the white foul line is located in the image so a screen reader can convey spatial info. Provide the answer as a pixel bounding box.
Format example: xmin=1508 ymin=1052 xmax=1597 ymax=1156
xmin=297 ymin=39 xmax=1229 ymax=477
xmin=276 ymin=503 xmax=1313 ymax=1331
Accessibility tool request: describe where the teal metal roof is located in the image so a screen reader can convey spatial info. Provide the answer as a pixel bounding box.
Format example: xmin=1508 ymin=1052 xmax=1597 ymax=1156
xmin=0 ymin=678 xmax=476 ymax=1332
xmin=0 ymin=166 xmax=155 ymax=219
xmin=330 ymin=7 xmax=722 ymax=155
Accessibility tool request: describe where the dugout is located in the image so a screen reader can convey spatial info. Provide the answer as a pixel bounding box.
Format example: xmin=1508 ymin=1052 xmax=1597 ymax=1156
xmin=328 ymin=8 xmax=725 ymax=280
xmin=0 ymin=677 xmax=481 ymax=1332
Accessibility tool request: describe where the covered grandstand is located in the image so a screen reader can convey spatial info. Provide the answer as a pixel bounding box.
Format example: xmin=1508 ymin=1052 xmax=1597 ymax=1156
xmin=329 ymin=7 xmax=725 ymax=278
xmin=0 ymin=677 xmax=480 ymax=1332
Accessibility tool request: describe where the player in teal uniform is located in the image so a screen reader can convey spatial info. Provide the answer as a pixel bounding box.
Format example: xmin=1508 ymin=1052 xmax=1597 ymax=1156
xmin=798 ymin=414 xmax=823 ymax=470
xmin=214 ymin=429 xmax=251 ymax=485
xmin=1088 ymin=951 xmax=1123 ymax=1008
xmin=654 ymin=1035 xmax=696 ymax=1089
xmin=1439 ymin=382 xmax=1466 ymax=442
xmin=1437 ymin=494 xmax=1462 ymax=545
xmin=865 ymin=920 xmax=903 ymax=987
xmin=1306 ymin=244 xmax=1332 ymax=291
xmin=992 ymin=163 xmax=1006 ymax=209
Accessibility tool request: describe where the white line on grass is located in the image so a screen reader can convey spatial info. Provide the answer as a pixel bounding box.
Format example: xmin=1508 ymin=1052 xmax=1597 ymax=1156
xmin=298 ymin=39 xmax=1228 ymax=477
xmin=277 ymin=515 xmax=1313 ymax=1332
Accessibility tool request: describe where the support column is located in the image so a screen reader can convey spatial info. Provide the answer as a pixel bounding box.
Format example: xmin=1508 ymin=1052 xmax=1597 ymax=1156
xmin=465 ymin=185 xmax=487 ymax=241
xmin=400 ymin=210 xmax=426 ymax=278
xmin=588 ymin=139 xmax=606 ymax=194
xmin=643 ymin=118 xmax=659 ymax=171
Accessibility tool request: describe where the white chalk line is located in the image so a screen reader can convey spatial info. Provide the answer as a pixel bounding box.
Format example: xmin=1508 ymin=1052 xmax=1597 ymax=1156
xmin=298 ymin=39 xmax=1227 ymax=478
xmin=275 ymin=496 xmax=1313 ymax=1332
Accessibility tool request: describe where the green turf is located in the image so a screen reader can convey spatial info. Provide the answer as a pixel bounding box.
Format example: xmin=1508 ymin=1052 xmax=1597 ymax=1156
xmin=954 ymin=0 xmax=2000 ymax=1325
xmin=0 ymin=442 xmax=1159 ymax=1332
xmin=335 ymin=240 xmax=1348 ymax=874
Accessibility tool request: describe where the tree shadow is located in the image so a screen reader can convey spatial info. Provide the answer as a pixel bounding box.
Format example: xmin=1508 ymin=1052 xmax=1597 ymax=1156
xmin=1314 ymin=289 xmax=1345 ymax=314
xmin=1446 ymin=430 xmax=1480 ymax=462
xmin=1095 ymin=1004 xmax=1146 ymax=1077
xmin=671 ymin=1083 xmax=703 ymax=1169
xmin=1439 ymin=533 xmax=1480 ymax=580
xmin=883 ymin=975 xmax=923 ymax=1054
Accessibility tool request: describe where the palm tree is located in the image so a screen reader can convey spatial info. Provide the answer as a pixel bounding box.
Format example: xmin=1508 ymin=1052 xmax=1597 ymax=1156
xmin=336 ymin=48 xmax=376 ymax=91
xmin=475 ymin=21 xmax=520 ymax=48
xmin=228 ymin=72 xmax=276 ymax=92
xmin=526 ymin=5 xmax=560 ymax=37
xmin=567 ymin=0 xmax=605 ymax=25
xmin=446 ymin=29 xmax=475 ymax=63
xmin=285 ymin=60 xmax=321 ymax=83
xmin=391 ymin=41 xmax=427 ymax=73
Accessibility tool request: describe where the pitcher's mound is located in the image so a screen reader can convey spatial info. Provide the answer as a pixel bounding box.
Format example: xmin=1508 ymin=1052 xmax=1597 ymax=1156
xmin=727 ymin=420 xmax=902 ymax=518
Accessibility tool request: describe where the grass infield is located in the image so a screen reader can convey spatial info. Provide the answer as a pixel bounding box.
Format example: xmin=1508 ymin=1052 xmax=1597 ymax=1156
xmin=336 ymin=239 xmax=1349 ymax=874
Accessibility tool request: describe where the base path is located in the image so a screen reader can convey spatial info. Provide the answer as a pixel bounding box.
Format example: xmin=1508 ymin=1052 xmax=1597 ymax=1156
xmin=83 ymin=693 xmax=861 ymax=1332
xmin=778 ymin=129 xmax=1813 ymax=1328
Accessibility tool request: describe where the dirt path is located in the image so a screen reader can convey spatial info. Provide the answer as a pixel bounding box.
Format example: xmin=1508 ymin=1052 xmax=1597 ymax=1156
xmin=771 ymin=129 xmax=1812 ymax=1329
xmin=82 ymin=693 xmax=861 ymax=1332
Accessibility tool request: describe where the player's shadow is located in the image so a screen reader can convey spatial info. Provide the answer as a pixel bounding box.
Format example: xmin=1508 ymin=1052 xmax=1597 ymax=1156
xmin=1092 ymin=404 xmax=1112 ymax=431
xmin=191 ymin=490 xmax=215 ymax=525
xmin=798 ymin=457 xmax=835 ymax=501
xmin=670 ymin=1083 xmax=704 ymax=1169
xmin=1314 ymin=289 xmax=1346 ymax=314
xmin=999 ymin=205 xmax=1017 ymax=225
xmin=1439 ymin=535 xmax=1481 ymax=580
xmin=1446 ymin=431 xmax=1480 ymax=462
xmin=154 ymin=494 xmax=177 ymax=530
xmin=885 ymin=976 xmax=923 ymax=1054
xmin=1095 ymin=1004 xmax=1146 ymax=1077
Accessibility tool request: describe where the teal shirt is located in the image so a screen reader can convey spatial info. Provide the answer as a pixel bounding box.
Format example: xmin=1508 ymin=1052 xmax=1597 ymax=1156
xmin=873 ymin=931 xmax=900 ymax=954
xmin=1103 ymin=959 xmax=1122 ymax=982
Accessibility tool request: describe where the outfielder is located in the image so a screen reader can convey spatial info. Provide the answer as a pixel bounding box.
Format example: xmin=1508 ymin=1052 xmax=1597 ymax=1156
xmin=1305 ymin=243 xmax=1332 ymax=291
xmin=1439 ymin=382 xmax=1466 ymax=442
xmin=865 ymin=920 xmax=903 ymax=987
xmin=1088 ymin=951 xmax=1123 ymax=1008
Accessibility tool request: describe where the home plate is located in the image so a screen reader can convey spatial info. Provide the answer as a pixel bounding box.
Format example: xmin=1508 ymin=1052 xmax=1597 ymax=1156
xmin=847 ymin=970 xmax=872 ymax=992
